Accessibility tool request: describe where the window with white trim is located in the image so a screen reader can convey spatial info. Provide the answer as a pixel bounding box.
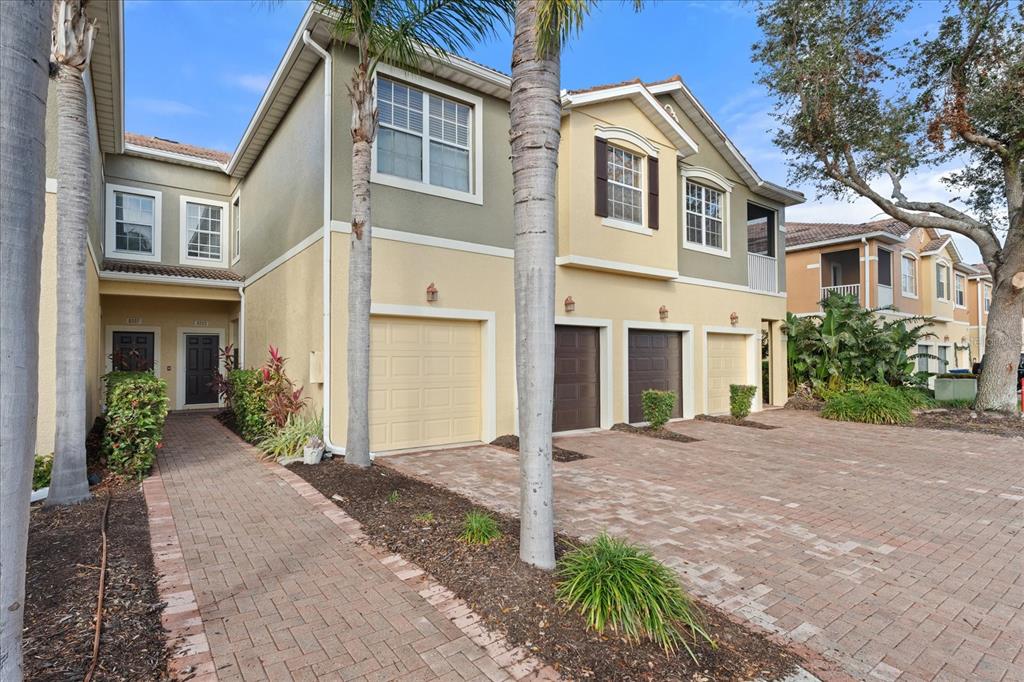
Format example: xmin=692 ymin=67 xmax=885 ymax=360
xmin=983 ymin=285 xmax=991 ymax=312
xmin=937 ymin=345 xmax=949 ymax=373
xmin=231 ymin=195 xmax=241 ymax=261
xmin=607 ymin=145 xmax=643 ymax=224
xmin=916 ymin=344 xmax=930 ymax=373
xmin=685 ymin=181 xmax=724 ymax=249
xmin=901 ymin=254 xmax=917 ymax=296
xmin=113 ymin=190 xmax=156 ymax=256
xmin=184 ymin=201 xmax=223 ymax=261
xmin=935 ymin=262 xmax=951 ymax=300
xmin=955 ymin=272 xmax=966 ymax=306
xmin=376 ymin=76 xmax=472 ymax=193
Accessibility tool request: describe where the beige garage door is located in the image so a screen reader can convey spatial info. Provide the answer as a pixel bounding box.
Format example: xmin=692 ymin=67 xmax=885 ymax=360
xmin=706 ymin=333 xmax=749 ymax=415
xmin=369 ymin=316 xmax=481 ymax=451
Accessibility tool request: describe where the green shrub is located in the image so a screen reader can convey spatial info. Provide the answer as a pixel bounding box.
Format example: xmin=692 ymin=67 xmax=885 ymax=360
xmin=936 ymin=373 xmax=977 ymax=379
xmin=896 ymin=386 xmax=935 ymax=409
xmin=556 ymin=533 xmax=713 ymax=659
xmin=461 ymin=510 xmax=501 ymax=545
xmin=641 ymin=390 xmax=677 ymax=428
xmin=256 ymin=412 xmax=322 ymax=461
xmin=937 ymin=398 xmax=974 ymax=409
xmin=33 ymin=454 xmax=53 ymax=491
xmin=729 ymin=384 xmax=757 ymax=419
xmin=102 ymin=372 xmax=169 ymax=477
xmin=229 ymin=369 xmax=272 ymax=442
xmin=821 ymin=383 xmax=914 ymax=425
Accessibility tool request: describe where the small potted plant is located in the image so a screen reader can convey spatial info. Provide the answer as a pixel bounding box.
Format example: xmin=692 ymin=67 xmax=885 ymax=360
xmin=303 ymin=434 xmax=325 ymax=465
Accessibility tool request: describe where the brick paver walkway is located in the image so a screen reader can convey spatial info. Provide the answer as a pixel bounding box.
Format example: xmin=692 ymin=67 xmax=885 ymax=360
xmin=155 ymin=414 xmax=521 ymax=681
xmin=385 ymin=411 xmax=1024 ymax=681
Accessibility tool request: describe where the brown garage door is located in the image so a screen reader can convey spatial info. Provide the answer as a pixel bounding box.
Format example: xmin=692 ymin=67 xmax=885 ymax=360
xmin=553 ymin=326 xmax=601 ymax=432
xmin=628 ymin=330 xmax=682 ymax=423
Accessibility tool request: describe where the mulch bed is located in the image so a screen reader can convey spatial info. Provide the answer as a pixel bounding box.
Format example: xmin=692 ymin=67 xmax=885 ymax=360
xmin=289 ymin=459 xmax=803 ymax=681
xmin=490 ymin=434 xmax=591 ymax=462
xmin=908 ymin=408 xmax=1024 ymax=439
xmin=611 ymin=422 xmax=701 ymax=443
xmin=24 ymin=479 xmax=168 ymax=681
xmin=695 ymin=415 xmax=779 ymax=430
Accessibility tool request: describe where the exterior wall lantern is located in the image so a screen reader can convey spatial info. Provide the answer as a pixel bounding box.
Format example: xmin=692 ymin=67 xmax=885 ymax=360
xmin=564 ymin=296 xmax=575 ymax=313
xmin=659 ymin=305 xmax=669 ymax=320
xmin=730 ymin=312 xmax=739 ymax=326
xmin=426 ymin=282 xmax=438 ymax=302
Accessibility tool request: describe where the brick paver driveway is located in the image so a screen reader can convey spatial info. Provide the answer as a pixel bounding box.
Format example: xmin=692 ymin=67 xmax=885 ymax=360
xmin=154 ymin=414 xmax=520 ymax=681
xmin=384 ymin=410 xmax=1024 ymax=681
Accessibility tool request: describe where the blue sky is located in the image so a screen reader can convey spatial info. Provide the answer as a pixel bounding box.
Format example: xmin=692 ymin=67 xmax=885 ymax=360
xmin=124 ymin=0 xmax=980 ymax=260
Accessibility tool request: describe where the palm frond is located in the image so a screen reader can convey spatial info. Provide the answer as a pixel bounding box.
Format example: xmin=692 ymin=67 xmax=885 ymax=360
xmin=535 ymin=0 xmax=643 ymax=55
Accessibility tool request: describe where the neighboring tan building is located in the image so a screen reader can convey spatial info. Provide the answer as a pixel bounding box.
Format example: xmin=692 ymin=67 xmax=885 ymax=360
xmin=785 ymin=219 xmax=975 ymax=373
xmin=36 ymin=2 xmax=803 ymax=456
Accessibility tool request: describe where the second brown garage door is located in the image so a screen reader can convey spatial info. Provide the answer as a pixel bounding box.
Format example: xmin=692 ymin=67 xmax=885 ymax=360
xmin=628 ymin=330 xmax=683 ymax=423
xmin=553 ymin=326 xmax=601 ymax=431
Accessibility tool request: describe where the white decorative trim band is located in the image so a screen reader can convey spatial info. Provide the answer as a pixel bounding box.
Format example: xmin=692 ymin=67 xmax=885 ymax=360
xmin=555 ymin=254 xmax=678 ymax=280
xmin=330 ymin=220 xmax=514 ymax=259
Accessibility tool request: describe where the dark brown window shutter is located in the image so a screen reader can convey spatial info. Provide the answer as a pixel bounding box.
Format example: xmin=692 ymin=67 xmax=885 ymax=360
xmin=594 ymin=137 xmax=608 ymax=217
xmin=647 ymin=156 xmax=659 ymax=229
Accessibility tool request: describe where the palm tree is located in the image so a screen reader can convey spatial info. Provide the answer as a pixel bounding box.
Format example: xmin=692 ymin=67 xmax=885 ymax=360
xmin=509 ymin=0 xmax=638 ymax=569
xmin=0 ymin=1 xmax=53 ymax=675
xmin=311 ymin=0 xmax=513 ymax=467
xmin=46 ymin=0 xmax=96 ymax=507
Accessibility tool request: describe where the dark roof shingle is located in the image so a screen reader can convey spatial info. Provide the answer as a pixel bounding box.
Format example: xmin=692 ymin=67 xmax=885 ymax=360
xmin=102 ymin=259 xmax=243 ymax=283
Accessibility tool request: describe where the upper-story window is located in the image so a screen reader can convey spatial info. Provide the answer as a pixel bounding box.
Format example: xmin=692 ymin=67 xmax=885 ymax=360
xmin=955 ymin=272 xmax=966 ymax=307
xmin=231 ymin=194 xmax=241 ymax=264
xmin=372 ymin=72 xmax=483 ymax=204
xmin=607 ymin=146 xmax=643 ymax=224
xmin=935 ymin=261 xmax=951 ymax=301
xmin=685 ymin=181 xmax=724 ymax=250
xmin=901 ymin=253 xmax=917 ymax=296
xmin=105 ymin=184 xmax=162 ymax=263
xmin=983 ymin=284 xmax=991 ymax=312
xmin=180 ymin=196 xmax=229 ymax=267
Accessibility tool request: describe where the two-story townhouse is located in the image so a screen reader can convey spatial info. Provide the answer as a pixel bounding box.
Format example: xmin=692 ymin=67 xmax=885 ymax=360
xmin=785 ymin=219 xmax=975 ymax=373
xmin=34 ymin=3 xmax=803 ymax=457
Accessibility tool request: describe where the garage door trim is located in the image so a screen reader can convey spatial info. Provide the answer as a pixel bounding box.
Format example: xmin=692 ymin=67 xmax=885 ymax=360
xmin=622 ymin=321 xmax=694 ymax=422
xmin=370 ymin=303 xmax=496 ymax=445
xmin=555 ymin=316 xmax=613 ymax=429
xmin=702 ymin=326 xmax=759 ymax=416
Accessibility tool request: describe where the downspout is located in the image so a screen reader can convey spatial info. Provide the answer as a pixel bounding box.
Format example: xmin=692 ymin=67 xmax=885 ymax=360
xmin=861 ymin=237 xmax=871 ymax=309
xmin=237 ymin=285 xmax=245 ymax=366
xmin=303 ymin=30 xmax=342 ymax=454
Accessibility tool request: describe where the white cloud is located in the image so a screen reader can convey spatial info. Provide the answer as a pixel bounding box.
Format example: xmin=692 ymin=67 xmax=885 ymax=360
xmin=225 ymin=73 xmax=271 ymax=94
xmin=132 ymin=98 xmax=203 ymax=116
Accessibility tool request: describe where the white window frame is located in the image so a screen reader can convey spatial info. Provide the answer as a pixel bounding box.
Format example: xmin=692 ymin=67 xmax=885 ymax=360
xmin=954 ymin=272 xmax=966 ymax=308
xmin=105 ymin=183 xmax=162 ymax=263
xmin=230 ymin=190 xmax=241 ymax=265
xmin=983 ymin=284 xmax=991 ymax=312
xmin=935 ymin=259 xmax=952 ymax=302
xmin=604 ymin=143 xmax=645 ymax=230
xmin=916 ymin=343 xmax=931 ymax=373
xmin=681 ymin=167 xmax=732 ymax=258
xmin=179 ymin=195 xmax=230 ymax=268
xmin=596 ymin=125 xmax=658 ymax=236
xmin=370 ymin=65 xmax=484 ymax=205
xmin=900 ymin=252 xmax=918 ymax=298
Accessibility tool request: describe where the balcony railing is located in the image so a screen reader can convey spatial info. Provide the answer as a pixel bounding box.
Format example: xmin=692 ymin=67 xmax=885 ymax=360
xmin=747 ymin=252 xmax=778 ymax=293
xmin=821 ymin=284 xmax=861 ymax=301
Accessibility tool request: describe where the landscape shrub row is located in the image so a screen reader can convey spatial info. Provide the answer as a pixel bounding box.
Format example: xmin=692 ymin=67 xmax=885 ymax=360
xmin=821 ymin=383 xmax=932 ymax=425
xmin=102 ymin=371 xmax=169 ymax=477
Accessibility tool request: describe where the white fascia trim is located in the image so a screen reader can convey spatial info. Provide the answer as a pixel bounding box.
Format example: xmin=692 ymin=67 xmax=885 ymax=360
xmin=99 ymin=270 xmax=242 ymax=290
xmin=702 ymin=325 xmax=762 ymax=414
xmin=245 ymin=228 xmax=324 ymax=287
xmin=175 ymin=327 xmax=226 ymax=411
xmin=330 ymin=220 xmax=513 ymax=258
xmin=622 ymin=321 xmax=695 ymax=421
xmin=370 ymin=303 xmax=497 ymax=443
xmin=674 ymin=274 xmax=788 ymax=299
xmin=179 ymin=195 xmax=231 ymax=268
xmin=556 ymin=316 xmax=614 ymax=429
xmin=46 ymin=177 xmax=58 ymax=193
xmin=370 ymin=64 xmax=485 ymax=205
xmin=123 ymin=143 xmax=227 ymax=172
xmin=786 ymin=232 xmax=907 ymax=252
xmin=594 ymin=124 xmax=660 ymax=157
xmin=105 ymin=182 xmax=162 ymax=263
xmin=555 ymin=254 xmax=678 ymax=280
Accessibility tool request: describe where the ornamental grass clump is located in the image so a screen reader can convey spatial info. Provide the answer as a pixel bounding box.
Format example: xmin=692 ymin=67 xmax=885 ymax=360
xmin=641 ymin=390 xmax=677 ymax=428
xmin=556 ymin=533 xmax=714 ymax=660
xmin=461 ymin=510 xmax=501 ymax=545
xmin=256 ymin=412 xmax=323 ymax=461
xmin=102 ymin=371 xmax=169 ymax=477
xmin=821 ymin=383 xmax=914 ymax=425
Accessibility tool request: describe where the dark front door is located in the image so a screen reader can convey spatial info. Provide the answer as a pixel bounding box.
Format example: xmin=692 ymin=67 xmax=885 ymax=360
xmin=628 ymin=330 xmax=683 ymax=423
xmin=553 ymin=326 xmax=601 ymax=432
xmin=184 ymin=334 xmax=219 ymax=405
xmin=112 ymin=331 xmax=155 ymax=372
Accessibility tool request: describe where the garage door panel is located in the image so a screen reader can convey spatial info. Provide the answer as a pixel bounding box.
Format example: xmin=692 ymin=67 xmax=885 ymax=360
xmin=553 ymin=326 xmax=601 ymax=432
xmin=706 ymin=333 xmax=748 ymax=415
xmin=628 ymin=330 xmax=683 ymax=423
xmin=370 ymin=317 xmax=481 ymax=451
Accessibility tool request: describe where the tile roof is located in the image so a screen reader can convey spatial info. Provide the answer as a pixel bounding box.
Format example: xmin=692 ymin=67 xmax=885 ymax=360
xmin=921 ymin=236 xmax=950 ymax=252
xmin=125 ymin=132 xmax=231 ymax=164
xmin=102 ymin=259 xmax=243 ymax=283
xmin=785 ymin=218 xmax=913 ymax=248
xmin=970 ymin=262 xmax=991 ymax=276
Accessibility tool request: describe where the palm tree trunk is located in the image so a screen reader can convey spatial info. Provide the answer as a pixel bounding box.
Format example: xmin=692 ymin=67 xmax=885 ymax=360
xmin=0 ymin=0 xmax=51 ymax=676
xmin=510 ymin=0 xmax=559 ymax=570
xmin=976 ymin=260 xmax=1024 ymax=412
xmin=345 ymin=63 xmax=374 ymax=467
xmin=46 ymin=63 xmax=91 ymax=506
